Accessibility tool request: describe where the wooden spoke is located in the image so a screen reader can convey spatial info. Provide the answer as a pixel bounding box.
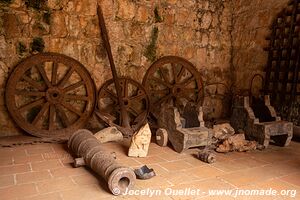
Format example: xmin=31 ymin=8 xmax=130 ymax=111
xmin=136 ymin=110 xmax=147 ymax=119
xmin=128 ymin=105 xmax=139 ymax=117
xmin=56 ymin=104 xmax=70 ymax=127
xmin=171 ymin=63 xmax=178 ymax=83
xmin=122 ymin=79 xmax=128 ymax=98
xmin=180 ymin=77 xmax=195 ymax=87
xmin=36 ymin=64 xmax=51 ymax=88
xmin=133 ymin=110 xmax=147 ymax=124
xmin=159 ymin=67 xmax=170 ymax=84
xmin=22 ymin=75 xmax=45 ymax=91
xmin=150 ymin=77 xmax=172 ymax=88
xmin=59 ymin=68 xmax=74 ymax=88
xmin=63 ymin=81 xmax=85 ymax=92
xmin=176 ymin=65 xmax=185 ymax=82
xmin=15 ymin=90 xmax=45 ymax=97
xmin=103 ymin=88 xmax=118 ymax=102
xmin=61 ymin=101 xmax=83 ymax=116
xmin=179 ymin=88 xmax=197 ymax=94
xmin=155 ymin=93 xmax=172 ymax=105
xmin=128 ymin=108 xmax=138 ymax=117
xmin=100 ymin=110 xmax=117 ymax=121
xmin=148 ymin=89 xmax=169 ymax=95
xmin=64 ymin=94 xmax=89 ymax=101
xmin=99 ymin=105 xmax=116 ymax=114
xmin=18 ymin=98 xmax=44 ymax=113
xmin=48 ymin=104 xmax=55 ymax=131
xmin=32 ymin=102 xmax=50 ymax=126
xmin=178 ymin=91 xmax=194 ymax=102
xmin=129 ymin=92 xmax=146 ymax=102
xmin=51 ymin=62 xmax=58 ymax=85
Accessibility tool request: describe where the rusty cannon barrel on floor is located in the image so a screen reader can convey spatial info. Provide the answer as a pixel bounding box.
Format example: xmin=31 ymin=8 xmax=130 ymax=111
xmin=68 ymin=129 xmax=136 ymax=195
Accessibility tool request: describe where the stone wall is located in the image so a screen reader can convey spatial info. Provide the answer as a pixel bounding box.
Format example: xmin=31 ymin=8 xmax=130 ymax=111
xmin=0 ymin=0 xmax=233 ymax=136
xmin=231 ymin=0 xmax=290 ymax=95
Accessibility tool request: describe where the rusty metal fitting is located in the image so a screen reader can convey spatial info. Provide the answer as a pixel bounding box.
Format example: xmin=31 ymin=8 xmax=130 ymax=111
xmin=197 ymin=151 xmax=216 ymax=164
xmin=156 ymin=128 xmax=168 ymax=147
xmin=68 ymin=129 xmax=136 ymax=195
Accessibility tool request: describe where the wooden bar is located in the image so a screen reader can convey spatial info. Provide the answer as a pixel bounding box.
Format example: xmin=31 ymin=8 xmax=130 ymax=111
xmin=271 ymin=18 xmax=285 ymax=103
xmin=264 ymin=20 xmax=279 ymax=97
xmin=280 ymin=1 xmax=298 ymax=103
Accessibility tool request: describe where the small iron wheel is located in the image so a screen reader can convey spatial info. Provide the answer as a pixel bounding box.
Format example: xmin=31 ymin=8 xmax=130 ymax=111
xmin=96 ymin=77 xmax=149 ymax=136
xmin=156 ymin=128 xmax=168 ymax=147
xmin=142 ymin=56 xmax=204 ymax=115
xmin=5 ymin=53 xmax=96 ymax=138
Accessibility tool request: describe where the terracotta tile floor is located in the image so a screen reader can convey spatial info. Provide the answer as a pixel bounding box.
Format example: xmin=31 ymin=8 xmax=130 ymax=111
xmin=0 ymin=138 xmax=299 ymax=200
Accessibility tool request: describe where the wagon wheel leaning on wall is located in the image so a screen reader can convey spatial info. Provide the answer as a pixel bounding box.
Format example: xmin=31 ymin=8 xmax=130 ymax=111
xmin=96 ymin=77 xmax=150 ymax=138
xmin=142 ymin=56 xmax=204 ymax=117
xmin=5 ymin=53 xmax=96 ymax=138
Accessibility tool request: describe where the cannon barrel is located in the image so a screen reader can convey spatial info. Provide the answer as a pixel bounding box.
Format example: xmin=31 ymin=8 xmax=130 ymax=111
xmin=68 ymin=129 xmax=136 ymax=195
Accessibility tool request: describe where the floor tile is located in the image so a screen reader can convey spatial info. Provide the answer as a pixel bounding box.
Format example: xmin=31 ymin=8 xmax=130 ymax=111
xmin=36 ymin=177 xmax=76 ymax=193
xmin=0 ymin=183 xmax=37 ymax=199
xmin=16 ymin=171 xmax=51 ymax=184
xmin=0 ymin=174 xmax=15 ymax=187
xmin=0 ymin=164 xmax=31 ymax=176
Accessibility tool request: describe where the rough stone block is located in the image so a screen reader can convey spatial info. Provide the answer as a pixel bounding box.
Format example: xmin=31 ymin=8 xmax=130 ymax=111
xmin=136 ymin=6 xmax=149 ymax=23
xmin=116 ymin=0 xmax=136 ymax=20
xmin=3 ymin=13 xmax=21 ymax=39
xmin=200 ymin=12 xmax=212 ymax=29
xmin=50 ymin=12 xmax=67 ymax=37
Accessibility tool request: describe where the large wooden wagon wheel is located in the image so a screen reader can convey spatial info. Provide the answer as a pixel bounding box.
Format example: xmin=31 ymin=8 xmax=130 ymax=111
xmin=142 ymin=56 xmax=204 ymax=115
xmin=5 ymin=53 xmax=96 ymax=138
xmin=96 ymin=77 xmax=149 ymax=136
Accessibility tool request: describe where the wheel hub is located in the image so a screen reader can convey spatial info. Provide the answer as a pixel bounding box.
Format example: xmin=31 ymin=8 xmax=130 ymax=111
xmin=123 ymin=98 xmax=129 ymax=107
xmin=97 ymin=77 xmax=150 ymax=137
xmin=46 ymin=88 xmax=63 ymax=104
xmin=171 ymin=85 xmax=182 ymax=95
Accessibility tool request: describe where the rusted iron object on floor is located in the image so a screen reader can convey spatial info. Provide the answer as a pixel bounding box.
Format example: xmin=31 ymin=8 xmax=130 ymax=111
xmin=96 ymin=5 xmax=149 ymax=137
xmin=134 ymin=165 xmax=156 ymax=180
xmin=197 ymin=151 xmax=216 ymax=164
xmin=68 ymin=129 xmax=136 ymax=195
xmin=156 ymin=103 xmax=213 ymax=153
xmin=231 ymin=95 xmax=293 ymax=148
xmin=156 ymin=128 xmax=168 ymax=147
